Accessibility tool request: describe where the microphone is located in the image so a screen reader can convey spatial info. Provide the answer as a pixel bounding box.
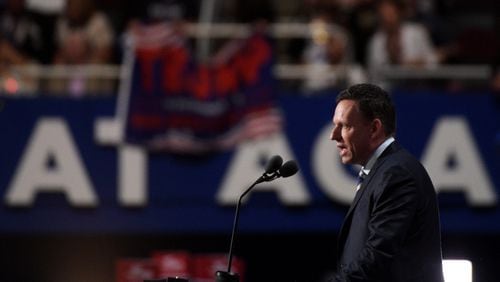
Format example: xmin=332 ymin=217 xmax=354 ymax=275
xmin=255 ymin=159 xmax=298 ymax=184
xmin=278 ymin=160 xmax=299 ymax=178
xmin=215 ymin=156 xmax=300 ymax=282
xmin=264 ymin=155 xmax=283 ymax=174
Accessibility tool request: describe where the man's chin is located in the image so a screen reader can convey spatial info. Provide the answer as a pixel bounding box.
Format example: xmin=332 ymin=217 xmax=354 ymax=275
xmin=340 ymin=156 xmax=353 ymax=164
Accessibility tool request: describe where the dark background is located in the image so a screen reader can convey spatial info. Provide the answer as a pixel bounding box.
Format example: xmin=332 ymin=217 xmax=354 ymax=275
xmin=1 ymin=233 xmax=497 ymax=282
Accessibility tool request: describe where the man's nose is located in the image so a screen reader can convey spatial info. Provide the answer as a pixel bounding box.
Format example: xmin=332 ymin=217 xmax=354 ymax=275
xmin=330 ymin=127 xmax=339 ymax=141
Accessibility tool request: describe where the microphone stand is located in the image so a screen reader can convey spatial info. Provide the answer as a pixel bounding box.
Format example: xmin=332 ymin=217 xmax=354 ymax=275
xmin=216 ymin=171 xmax=279 ymax=282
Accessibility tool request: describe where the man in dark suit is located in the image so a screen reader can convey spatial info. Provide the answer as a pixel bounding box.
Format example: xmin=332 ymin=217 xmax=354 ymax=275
xmin=329 ymin=83 xmax=444 ymax=282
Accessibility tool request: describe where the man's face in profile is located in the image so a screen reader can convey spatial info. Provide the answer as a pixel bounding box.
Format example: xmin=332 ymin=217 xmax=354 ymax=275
xmin=330 ymin=99 xmax=373 ymax=166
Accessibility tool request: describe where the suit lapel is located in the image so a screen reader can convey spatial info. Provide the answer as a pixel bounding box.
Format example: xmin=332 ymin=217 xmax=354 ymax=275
xmin=343 ymin=142 xmax=397 ymax=219
xmin=337 ymin=160 xmax=381 ymax=259
xmin=337 ymin=142 xmax=402 ymax=258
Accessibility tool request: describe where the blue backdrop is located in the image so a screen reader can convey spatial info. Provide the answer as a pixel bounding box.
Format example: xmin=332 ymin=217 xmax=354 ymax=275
xmin=0 ymin=91 xmax=499 ymax=234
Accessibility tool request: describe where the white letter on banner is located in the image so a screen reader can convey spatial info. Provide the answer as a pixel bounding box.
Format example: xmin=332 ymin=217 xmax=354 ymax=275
xmin=94 ymin=117 xmax=148 ymax=206
xmin=422 ymin=117 xmax=497 ymax=207
xmin=216 ymin=134 xmax=310 ymax=206
xmin=118 ymin=145 xmax=147 ymax=206
xmin=5 ymin=118 xmax=97 ymax=207
xmin=312 ymin=123 xmax=357 ymax=205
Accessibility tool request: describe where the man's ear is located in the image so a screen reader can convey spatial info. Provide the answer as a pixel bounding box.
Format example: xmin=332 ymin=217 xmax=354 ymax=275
xmin=371 ymin=118 xmax=384 ymax=138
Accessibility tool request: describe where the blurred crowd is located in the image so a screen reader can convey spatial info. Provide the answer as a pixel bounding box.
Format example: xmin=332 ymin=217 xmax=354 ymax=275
xmin=0 ymin=0 xmax=498 ymax=95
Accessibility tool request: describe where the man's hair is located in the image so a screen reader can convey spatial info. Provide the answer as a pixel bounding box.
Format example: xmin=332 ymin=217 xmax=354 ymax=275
xmin=336 ymin=83 xmax=396 ymax=136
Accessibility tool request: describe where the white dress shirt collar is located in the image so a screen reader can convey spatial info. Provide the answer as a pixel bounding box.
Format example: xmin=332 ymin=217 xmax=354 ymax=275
xmin=361 ymin=136 xmax=395 ymax=176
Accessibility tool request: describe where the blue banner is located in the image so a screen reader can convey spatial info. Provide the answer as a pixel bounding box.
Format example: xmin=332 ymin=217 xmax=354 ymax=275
xmin=0 ymin=91 xmax=499 ymax=233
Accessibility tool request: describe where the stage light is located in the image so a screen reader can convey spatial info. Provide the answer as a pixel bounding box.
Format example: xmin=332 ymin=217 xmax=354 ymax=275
xmin=443 ymin=259 xmax=472 ymax=282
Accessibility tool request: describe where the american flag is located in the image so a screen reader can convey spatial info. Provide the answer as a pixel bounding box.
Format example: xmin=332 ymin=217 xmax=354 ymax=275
xmin=123 ymin=22 xmax=283 ymax=154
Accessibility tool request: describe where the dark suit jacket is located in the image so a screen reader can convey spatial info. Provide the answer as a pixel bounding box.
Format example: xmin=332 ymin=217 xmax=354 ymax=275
xmin=334 ymin=141 xmax=444 ymax=282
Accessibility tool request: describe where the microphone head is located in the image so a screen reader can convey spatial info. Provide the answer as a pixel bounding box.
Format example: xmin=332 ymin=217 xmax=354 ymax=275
xmin=278 ymin=160 xmax=299 ymax=178
xmin=265 ymin=155 xmax=283 ymax=173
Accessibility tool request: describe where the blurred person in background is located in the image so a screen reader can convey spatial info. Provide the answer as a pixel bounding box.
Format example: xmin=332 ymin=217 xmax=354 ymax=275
xmin=53 ymin=0 xmax=114 ymax=64
xmin=302 ymin=3 xmax=356 ymax=93
xmin=51 ymin=0 xmax=115 ymax=96
xmin=0 ymin=0 xmax=45 ymax=93
xmin=0 ymin=0 xmax=44 ymax=66
xmin=341 ymin=0 xmax=378 ymax=66
xmin=367 ymin=0 xmax=438 ymax=82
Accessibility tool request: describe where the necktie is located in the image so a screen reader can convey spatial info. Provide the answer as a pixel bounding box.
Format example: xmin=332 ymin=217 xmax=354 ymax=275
xmin=356 ymin=169 xmax=366 ymax=191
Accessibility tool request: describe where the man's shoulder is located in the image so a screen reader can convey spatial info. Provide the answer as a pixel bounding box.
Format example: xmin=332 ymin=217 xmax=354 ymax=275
xmin=378 ymin=142 xmax=424 ymax=172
